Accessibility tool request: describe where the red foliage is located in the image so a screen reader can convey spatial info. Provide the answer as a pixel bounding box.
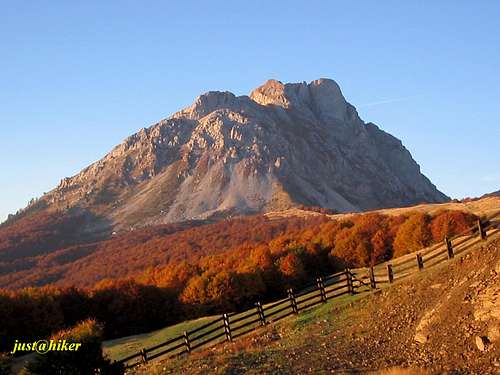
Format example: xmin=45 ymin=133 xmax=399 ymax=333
xmin=0 ymin=210 xmax=91 ymax=261
xmin=278 ymin=253 xmax=305 ymax=280
xmin=0 ymin=214 xmax=327 ymax=289
xmin=430 ymin=210 xmax=477 ymax=242
xmin=393 ymin=212 xmax=432 ymax=257
xmin=330 ymin=214 xmax=394 ymax=266
xmin=0 ymin=208 xmax=479 ymax=352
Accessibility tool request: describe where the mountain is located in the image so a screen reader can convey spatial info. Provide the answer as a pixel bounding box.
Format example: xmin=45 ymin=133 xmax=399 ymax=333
xmin=30 ymin=78 xmax=449 ymax=230
xmin=482 ymin=190 xmax=500 ymax=198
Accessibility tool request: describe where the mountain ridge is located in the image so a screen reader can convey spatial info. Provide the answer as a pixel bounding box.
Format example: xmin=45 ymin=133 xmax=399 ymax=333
xmin=28 ymin=78 xmax=449 ymax=230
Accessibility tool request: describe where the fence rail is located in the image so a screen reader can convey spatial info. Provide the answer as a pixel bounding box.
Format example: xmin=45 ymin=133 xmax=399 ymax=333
xmin=116 ymin=213 xmax=500 ymax=369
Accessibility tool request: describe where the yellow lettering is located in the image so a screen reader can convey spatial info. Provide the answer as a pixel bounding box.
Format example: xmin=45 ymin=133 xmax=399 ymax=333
xmin=49 ymin=340 xmax=57 ymax=351
xmin=10 ymin=340 xmax=19 ymax=354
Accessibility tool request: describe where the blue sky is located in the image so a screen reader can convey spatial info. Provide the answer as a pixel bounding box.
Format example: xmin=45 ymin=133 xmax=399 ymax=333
xmin=1 ymin=1 xmax=499 ymax=221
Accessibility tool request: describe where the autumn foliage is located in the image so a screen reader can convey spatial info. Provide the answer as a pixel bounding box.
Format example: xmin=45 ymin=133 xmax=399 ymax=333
xmin=0 ymin=214 xmax=328 ymax=289
xmin=0 ymin=210 xmax=93 ymax=262
xmin=393 ymin=212 xmax=432 ymax=256
xmin=0 ymin=209 xmax=478 ymax=353
xmin=430 ymin=209 xmax=477 ymax=242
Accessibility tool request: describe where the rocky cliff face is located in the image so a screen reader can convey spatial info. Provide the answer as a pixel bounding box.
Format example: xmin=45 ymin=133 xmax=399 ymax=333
xmin=42 ymin=78 xmax=449 ymax=228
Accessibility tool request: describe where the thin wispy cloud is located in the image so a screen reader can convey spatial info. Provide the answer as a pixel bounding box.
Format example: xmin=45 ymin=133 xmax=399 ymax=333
xmin=358 ymin=94 xmax=423 ymax=108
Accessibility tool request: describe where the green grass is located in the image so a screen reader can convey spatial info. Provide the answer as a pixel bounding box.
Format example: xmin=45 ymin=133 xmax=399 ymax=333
xmin=103 ymin=315 xmax=219 ymax=361
xmin=141 ymin=292 xmax=367 ymax=374
xmin=291 ymin=291 xmax=367 ymax=334
xmin=102 ymin=273 xmax=355 ymax=364
xmin=102 ymin=299 xmax=295 ymax=363
xmin=101 ymin=265 xmax=430 ymax=365
xmin=105 ymin=233 xmax=485 ymax=366
xmin=102 ymin=297 xmax=296 ymax=363
xmin=103 ymin=282 xmax=361 ymax=364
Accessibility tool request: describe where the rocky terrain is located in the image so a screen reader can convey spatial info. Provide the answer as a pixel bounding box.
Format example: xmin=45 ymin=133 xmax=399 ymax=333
xmin=134 ymin=235 xmax=500 ymax=374
xmin=21 ymin=78 xmax=448 ymax=230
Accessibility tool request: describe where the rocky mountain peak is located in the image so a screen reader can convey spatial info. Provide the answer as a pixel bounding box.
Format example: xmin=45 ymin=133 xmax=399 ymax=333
xmin=173 ymin=90 xmax=242 ymax=120
xmin=39 ymin=78 xmax=449 ymax=228
xmin=308 ymin=78 xmax=348 ymax=122
xmin=249 ymin=78 xmax=348 ymax=123
xmin=249 ymin=79 xmax=290 ymax=107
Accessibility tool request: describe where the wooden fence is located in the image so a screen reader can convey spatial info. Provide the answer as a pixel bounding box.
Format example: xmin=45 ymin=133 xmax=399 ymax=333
xmin=116 ymin=213 xmax=500 ymax=369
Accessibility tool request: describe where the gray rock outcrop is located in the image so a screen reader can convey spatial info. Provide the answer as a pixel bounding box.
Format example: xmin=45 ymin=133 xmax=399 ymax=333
xmin=42 ymin=78 xmax=449 ymax=227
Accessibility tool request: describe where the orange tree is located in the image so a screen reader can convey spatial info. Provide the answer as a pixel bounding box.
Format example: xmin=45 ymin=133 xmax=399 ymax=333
xmin=430 ymin=210 xmax=477 ymax=242
xmin=393 ymin=212 xmax=432 ymax=256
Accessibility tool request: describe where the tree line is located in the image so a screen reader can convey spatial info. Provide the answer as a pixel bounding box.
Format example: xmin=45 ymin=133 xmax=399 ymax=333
xmin=0 ymin=209 xmax=476 ymax=354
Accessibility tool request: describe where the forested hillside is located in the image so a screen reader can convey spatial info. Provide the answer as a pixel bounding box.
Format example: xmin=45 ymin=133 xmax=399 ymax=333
xmin=0 ymin=208 xmax=477 ymax=353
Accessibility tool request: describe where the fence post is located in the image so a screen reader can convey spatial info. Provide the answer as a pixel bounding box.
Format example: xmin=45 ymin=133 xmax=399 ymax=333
xmin=386 ymin=264 xmax=394 ymax=283
xmin=255 ymin=301 xmax=266 ymax=325
xmin=140 ymin=348 xmax=148 ymax=364
xmin=345 ymin=268 xmax=354 ymax=294
xmin=445 ymin=236 xmax=454 ymax=259
xmin=345 ymin=268 xmax=350 ymax=294
xmin=183 ymin=331 xmax=191 ymax=353
xmin=222 ymin=313 xmax=232 ymax=342
xmin=317 ymin=277 xmax=327 ymax=302
xmin=416 ymin=253 xmax=424 ymax=270
xmin=369 ymin=266 xmax=377 ymax=289
xmin=288 ymin=288 xmax=298 ymax=314
xmin=477 ymin=219 xmax=486 ymax=240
